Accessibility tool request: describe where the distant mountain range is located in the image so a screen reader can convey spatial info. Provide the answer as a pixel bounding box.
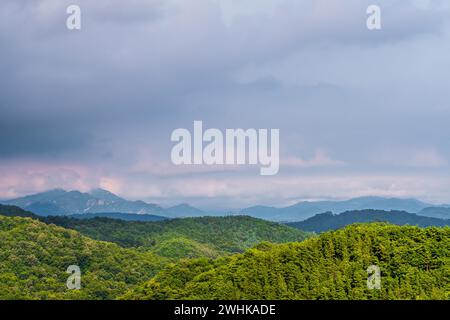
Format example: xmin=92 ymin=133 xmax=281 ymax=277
xmin=2 ymin=201 xmax=449 ymax=242
xmin=2 ymin=189 xmax=450 ymax=221
xmin=417 ymin=207 xmax=450 ymax=219
xmin=239 ymin=196 xmax=439 ymax=221
xmin=287 ymin=209 xmax=450 ymax=233
xmin=0 ymin=204 xmax=168 ymax=222
xmin=65 ymin=212 xmax=168 ymax=222
xmin=2 ymin=188 xmax=166 ymax=216
xmin=0 ymin=189 xmax=208 ymax=219
xmin=164 ymin=203 xmax=205 ymax=217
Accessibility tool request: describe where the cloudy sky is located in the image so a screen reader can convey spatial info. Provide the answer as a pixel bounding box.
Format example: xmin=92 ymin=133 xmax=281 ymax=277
xmin=1 ymin=0 xmax=450 ymax=208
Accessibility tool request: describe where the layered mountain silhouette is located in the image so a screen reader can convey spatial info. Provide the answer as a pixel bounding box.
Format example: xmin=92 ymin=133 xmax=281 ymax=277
xmin=417 ymin=206 xmax=450 ymax=219
xmin=1 ymin=189 xmax=209 ymax=218
xmin=287 ymin=209 xmax=450 ymax=232
xmin=240 ymin=196 xmax=433 ymax=221
xmin=164 ymin=203 xmax=205 ymax=217
xmin=0 ymin=203 xmax=168 ymax=222
xmin=2 ymin=188 xmax=165 ymax=216
xmin=2 ymin=189 xmax=448 ymax=221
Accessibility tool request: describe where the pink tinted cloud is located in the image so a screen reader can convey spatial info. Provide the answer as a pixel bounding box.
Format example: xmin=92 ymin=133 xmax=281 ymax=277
xmin=0 ymin=160 xmax=93 ymax=199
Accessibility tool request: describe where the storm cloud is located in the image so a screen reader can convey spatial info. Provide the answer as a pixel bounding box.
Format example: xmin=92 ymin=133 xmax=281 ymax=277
xmin=1 ymin=0 xmax=450 ymax=208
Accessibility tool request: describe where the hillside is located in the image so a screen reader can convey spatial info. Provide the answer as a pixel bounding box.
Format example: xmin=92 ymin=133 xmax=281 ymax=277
xmin=123 ymin=223 xmax=450 ymax=300
xmin=287 ymin=210 xmax=450 ymax=233
xmin=0 ymin=215 xmax=167 ymax=300
xmin=41 ymin=215 xmax=311 ymax=257
xmin=0 ymin=208 xmax=311 ymax=300
xmin=0 ymin=205 xmax=310 ymax=259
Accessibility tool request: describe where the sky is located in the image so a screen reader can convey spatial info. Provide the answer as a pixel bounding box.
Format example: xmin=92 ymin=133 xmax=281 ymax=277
xmin=1 ymin=0 xmax=450 ymax=209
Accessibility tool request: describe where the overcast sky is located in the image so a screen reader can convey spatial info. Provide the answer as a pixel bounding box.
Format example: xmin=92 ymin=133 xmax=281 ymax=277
xmin=1 ymin=0 xmax=450 ymax=208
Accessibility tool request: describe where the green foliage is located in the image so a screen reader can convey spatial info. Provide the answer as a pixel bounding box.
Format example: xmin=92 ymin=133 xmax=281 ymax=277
xmin=0 ymin=216 xmax=167 ymax=300
xmin=1 ymin=205 xmax=448 ymax=300
xmin=124 ymin=223 xmax=450 ymax=300
xmin=0 ymin=206 xmax=311 ymax=299
xmin=41 ymin=215 xmax=311 ymax=257
xmin=151 ymin=238 xmax=218 ymax=259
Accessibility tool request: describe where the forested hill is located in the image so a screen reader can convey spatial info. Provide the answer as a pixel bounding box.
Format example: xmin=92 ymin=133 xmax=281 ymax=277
xmin=0 ymin=205 xmax=310 ymax=259
xmin=287 ymin=210 xmax=450 ymax=233
xmin=0 ymin=215 xmax=167 ymax=299
xmin=0 ymin=204 xmax=36 ymax=218
xmin=1 ymin=208 xmax=448 ymax=300
xmin=123 ymin=223 xmax=450 ymax=300
xmin=41 ymin=215 xmax=311 ymax=257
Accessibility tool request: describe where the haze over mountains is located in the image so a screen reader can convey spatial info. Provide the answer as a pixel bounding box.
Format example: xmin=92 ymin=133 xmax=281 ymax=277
xmin=287 ymin=209 xmax=450 ymax=233
xmin=2 ymin=189 xmax=168 ymax=217
xmin=239 ymin=197 xmax=443 ymax=221
xmin=2 ymin=188 xmax=450 ymax=222
xmin=417 ymin=207 xmax=450 ymax=219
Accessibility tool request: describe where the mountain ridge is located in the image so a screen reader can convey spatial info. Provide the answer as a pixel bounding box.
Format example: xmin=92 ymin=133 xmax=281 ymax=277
xmin=0 ymin=214 xmax=167 ymax=299
xmin=287 ymin=209 xmax=450 ymax=233
xmin=2 ymin=189 xmax=447 ymax=221
xmin=240 ymin=196 xmax=435 ymax=221
xmin=2 ymin=188 xmax=165 ymax=216
xmin=418 ymin=207 xmax=450 ymax=219
xmin=0 ymin=204 xmax=310 ymax=259
xmin=123 ymin=223 xmax=450 ymax=300
xmin=164 ymin=203 xmax=206 ymax=217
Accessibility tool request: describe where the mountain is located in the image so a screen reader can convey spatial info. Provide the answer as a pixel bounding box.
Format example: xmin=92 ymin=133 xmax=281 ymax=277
xmin=89 ymin=188 xmax=124 ymax=202
xmin=240 ymin=196 xmax=432 ymax=222
xmin=39 ymin=215 xmax=311 ymax=256
xmin=123 ymin=223 xmax=450 ymax=300
xmin=286 ymin=209 xmax=450 ymax=233
xmin=1 ymin=205 xmax=448 ymax=300
xmin=2 ymin=188 xmax=165 ymax=216
xmin=164 ymin=203 xmax=206 ymax=217
xmin=239 ymin=205 xmax=281 ymax=220
xmin=0 ymin=206 xmax=310 ymax=298
xmin=0 ymin=204 xmax=310 ymax=259
xmin=1 ymin=189 xmax=437 ymax=221
xmin=418 ymin=207 xmax=450 ymax=219
xmin=0 ymin=215 xmax=167 ymax=299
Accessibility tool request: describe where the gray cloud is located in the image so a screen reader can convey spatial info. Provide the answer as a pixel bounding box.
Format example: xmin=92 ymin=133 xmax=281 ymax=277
xmin=1 ymin=0 xmax=450 ymax=205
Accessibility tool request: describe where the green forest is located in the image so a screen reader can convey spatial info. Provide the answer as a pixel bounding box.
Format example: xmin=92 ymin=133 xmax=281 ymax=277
xmin=124 ymin=224 xmax=450 ymax=300
xmin=0 ymin=205 xmax=310 ymax=259
xmin=0 ymin=215 xmax=166 ymax=299
xmin=0 ymin=205 xmax=449 ymax=300
xmin=42 ymin=215 xmax=310 ymax=257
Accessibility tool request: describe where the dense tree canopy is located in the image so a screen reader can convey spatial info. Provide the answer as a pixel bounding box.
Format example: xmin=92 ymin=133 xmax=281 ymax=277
xmin=123 ymin=224 xmax=450 ymax=300
xmin=0 ymin=205 xmax=448 ymax=300
xmin=0 ymin=208 xmax=310 ymax=299
xmin=0 ymin=216 xmax=166 ymax=299
xmin=32 ymin=214 xmax=311 ymax=257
